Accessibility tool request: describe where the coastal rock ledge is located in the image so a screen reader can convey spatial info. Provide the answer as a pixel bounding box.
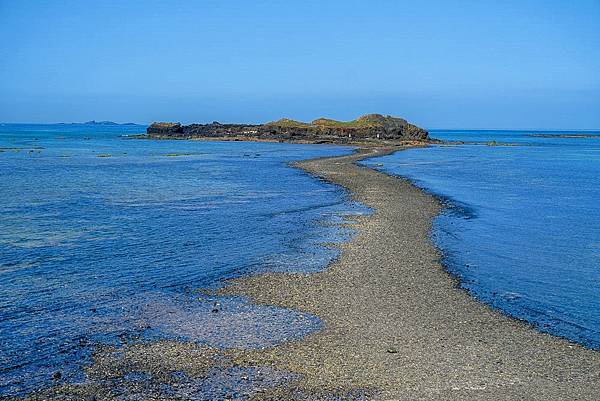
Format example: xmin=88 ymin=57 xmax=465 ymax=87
xmin=146 ymin=114 xmax=429 ymax=144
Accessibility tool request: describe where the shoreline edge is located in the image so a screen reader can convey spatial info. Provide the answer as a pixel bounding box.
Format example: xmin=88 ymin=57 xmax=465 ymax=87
xmin=220 ymin=146 xmax=600 ymax=400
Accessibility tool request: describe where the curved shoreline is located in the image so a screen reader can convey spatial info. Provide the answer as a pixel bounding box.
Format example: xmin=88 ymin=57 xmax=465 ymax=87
xmin=18 ymin=145 xmax=600 ymax=400
xmin=222 ymin=146 xmax=600 ymax=400
xmin=361 ymin=153 xmax=600 ymax=351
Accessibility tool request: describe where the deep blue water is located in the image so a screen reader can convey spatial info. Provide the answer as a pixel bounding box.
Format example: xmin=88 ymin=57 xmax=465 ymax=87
xmin=0 ymin=124 xmax=369 ymax=396
xmin=363 ymin=129 xmax=600 ymax=349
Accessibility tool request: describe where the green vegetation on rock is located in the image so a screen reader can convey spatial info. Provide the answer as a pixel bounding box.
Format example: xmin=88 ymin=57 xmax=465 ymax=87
xmin=266 ymin=114 xmax=410 ymax=129
xmin=264 ymin=118 xmax=309 ymax=128
xmin=147 ymin=113 xmax=429 ymax=142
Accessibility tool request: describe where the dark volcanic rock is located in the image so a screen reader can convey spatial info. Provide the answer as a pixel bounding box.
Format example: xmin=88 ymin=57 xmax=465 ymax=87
xmin=147 ymin=121 xmax=260 ymax=139
xmin=146 ymin=114 xmax=429 ymax=143
xmin=261 ymin=114 xmax=429 ymax=142
xmin=146 ymin=122 xmax=183 ymax=136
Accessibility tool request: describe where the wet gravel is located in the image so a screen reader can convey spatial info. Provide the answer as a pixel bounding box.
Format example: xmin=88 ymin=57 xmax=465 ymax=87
xmin=222 ymin=146 xmax=600 ymax=400
xmin=13 ymin=145 xmax=600 ymax=400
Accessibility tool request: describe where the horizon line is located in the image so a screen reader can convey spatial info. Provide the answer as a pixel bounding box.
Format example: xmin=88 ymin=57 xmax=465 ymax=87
xmin=2 ymin=121 xmax=600 ymax=132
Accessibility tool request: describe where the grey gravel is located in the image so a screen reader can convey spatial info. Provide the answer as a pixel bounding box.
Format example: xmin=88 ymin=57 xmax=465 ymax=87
xmin=222 ymin=146 xmax=600 ymax=400
xmin=15 ymin=146 xmax=600 ymax=400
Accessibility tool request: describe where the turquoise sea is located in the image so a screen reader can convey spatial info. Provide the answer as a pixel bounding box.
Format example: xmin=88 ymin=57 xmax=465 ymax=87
xmin=0 ymin=124 xmax=368 ymax=396
xmin=364 ymin=130 xmax=600 ymax=349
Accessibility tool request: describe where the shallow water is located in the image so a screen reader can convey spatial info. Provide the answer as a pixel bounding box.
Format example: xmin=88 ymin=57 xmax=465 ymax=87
xmin=0 ymin=124 xmax=369 ymax=396
xmin=363 ymin=130 xmax=600 ymax=348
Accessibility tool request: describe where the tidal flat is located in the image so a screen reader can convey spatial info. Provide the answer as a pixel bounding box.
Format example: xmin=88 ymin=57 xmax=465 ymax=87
xmin=0 ymin=124 xmax=369 ymax=399
xmin=17 ymin=146 xmax=600 ymax=401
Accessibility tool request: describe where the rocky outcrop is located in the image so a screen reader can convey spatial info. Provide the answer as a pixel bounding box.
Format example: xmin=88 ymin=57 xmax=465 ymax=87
xmin=146 ymin=122 xmax=183 ymax=136
xmin=147 ymin=122 xmax=261 ymax=139
xmin=146 ymin=114 xmax=429 ymax=143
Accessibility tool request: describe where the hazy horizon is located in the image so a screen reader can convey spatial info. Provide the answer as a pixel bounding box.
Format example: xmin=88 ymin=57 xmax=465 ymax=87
xmin=1 ymin=0 xmax=599 ymax=129
xmin=2 ymin=120 xmax=600 ymax=132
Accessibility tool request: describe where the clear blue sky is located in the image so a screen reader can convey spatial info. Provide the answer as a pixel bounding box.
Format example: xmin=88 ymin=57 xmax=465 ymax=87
xmin=1 ymin=0 xmax=599 ymax=129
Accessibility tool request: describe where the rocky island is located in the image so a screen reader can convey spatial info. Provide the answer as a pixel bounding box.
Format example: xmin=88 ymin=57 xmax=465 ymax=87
xmin=146 ymin=114 xmax=429 ymax=144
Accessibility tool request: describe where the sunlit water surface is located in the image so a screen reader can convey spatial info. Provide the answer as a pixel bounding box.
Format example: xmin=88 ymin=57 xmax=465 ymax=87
xmin=0 ymin=124 xmax=369 ymax=396
xmin=363 ymin=130 xmax=600 ymax=349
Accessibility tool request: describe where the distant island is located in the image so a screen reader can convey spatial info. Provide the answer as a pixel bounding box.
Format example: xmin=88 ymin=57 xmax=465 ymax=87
xmin=53 ymin=121 xmax=139 ymax=126
xmin=83 ymin=120 xmax=139 ymax=126
xmin=146 ymin=114 xmax=429 ymax=144
xmin=526 ymin=133 xmax=600 ymax=139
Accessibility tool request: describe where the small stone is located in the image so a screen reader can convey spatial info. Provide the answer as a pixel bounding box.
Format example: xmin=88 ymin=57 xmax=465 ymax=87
xmin=386 ymin=347 xmax=399 ymax=354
